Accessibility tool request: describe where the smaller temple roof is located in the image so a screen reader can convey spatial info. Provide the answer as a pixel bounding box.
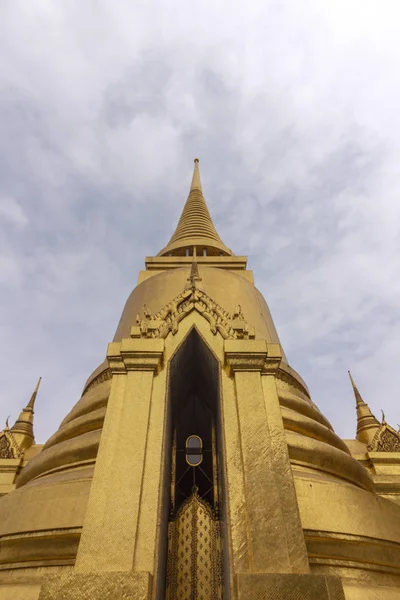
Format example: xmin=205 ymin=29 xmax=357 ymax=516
xmin=349 ymin=371 xmax=380 ymax=446
xmin=0 ymin=378 xmax=41 ymax=458
xmin=348 ymin=371 xmax=400 ymax=451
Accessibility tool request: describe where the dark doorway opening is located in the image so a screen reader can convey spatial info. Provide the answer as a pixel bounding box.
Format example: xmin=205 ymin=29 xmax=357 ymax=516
xmin=160 ymin=329 xmax=229 ymax=600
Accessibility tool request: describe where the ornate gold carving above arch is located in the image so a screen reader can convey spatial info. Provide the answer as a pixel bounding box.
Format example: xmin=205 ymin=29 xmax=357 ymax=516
xmin=132 ymin=287 xmax=256 ymax=342
xmin=84 ymin=284 xmax=258 ymax=395
xmin=0 ymin=427 xmax=21 ymax=459
xmin=368 ymin=417 xmax=400 ymax=452
xmin=0 ymin=434 xmax=14 ymax=459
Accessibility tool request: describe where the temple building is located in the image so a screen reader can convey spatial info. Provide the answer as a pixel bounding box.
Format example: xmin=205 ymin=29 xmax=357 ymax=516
xmin=1 ymin=159 xmax=400 ymax=599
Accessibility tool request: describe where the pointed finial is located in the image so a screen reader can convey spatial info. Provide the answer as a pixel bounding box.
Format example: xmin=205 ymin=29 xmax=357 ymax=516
xmin=381 ymin=410 xmax=386 ymax=425
xmin=348 ymin=370 xmax=380 ymax=445
xmin=5 ymin=416 xmax=10 ymax=430
xmin=190 ymin=158 xmax=202 ymax=191
xmin=188 ymin=246 xmax=202 ymax=288
xmin=9 ymin=379 xmax=40 ymax=450
xmin=26 ymin=377 xmax=41 ymax=411
xmin=348 ymin=371 xmax=363 ymax=407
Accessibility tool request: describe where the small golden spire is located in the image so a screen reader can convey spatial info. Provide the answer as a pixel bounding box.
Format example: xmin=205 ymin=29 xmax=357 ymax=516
xmin=158 ymin=159 xmax=232 ymax=257
xmin=348 ymin=371 xmax=380 ymax=446
xmin=10 ymin=378 xmax=42 ymax=451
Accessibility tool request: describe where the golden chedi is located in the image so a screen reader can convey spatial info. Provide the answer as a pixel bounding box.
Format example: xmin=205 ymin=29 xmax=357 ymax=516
xmin=0 ymin=160 xmax=400 ymax=599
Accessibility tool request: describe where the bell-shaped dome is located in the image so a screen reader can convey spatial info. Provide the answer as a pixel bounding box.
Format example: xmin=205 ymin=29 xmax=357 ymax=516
xmin=0 ymin=161 xmax=399 ymax=599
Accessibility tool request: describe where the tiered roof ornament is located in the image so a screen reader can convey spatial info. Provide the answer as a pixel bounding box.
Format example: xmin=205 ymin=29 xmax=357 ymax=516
xmin=158 ymin=159 xmax=232 ymax=257
xmin=349 ymin=371 xmax=400 ymax=452
xmin=369 ymin=412 xmax=400 ymax=452
xmin=133 ymin=261 xmax=255 ymax=341
xmin=0 ymin=378 xmax=41 ymax=458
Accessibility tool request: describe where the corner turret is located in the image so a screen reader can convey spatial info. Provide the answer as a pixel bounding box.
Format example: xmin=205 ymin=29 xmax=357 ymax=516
xmin=349 ymin=371 xmax=380 ymax=446
xmin=9 ymin=377 xmax=41 ymax=454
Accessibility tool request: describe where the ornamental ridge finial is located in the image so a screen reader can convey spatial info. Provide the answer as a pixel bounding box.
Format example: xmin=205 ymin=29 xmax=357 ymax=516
xmin=188 ymin=246 xmax=202 ymax=289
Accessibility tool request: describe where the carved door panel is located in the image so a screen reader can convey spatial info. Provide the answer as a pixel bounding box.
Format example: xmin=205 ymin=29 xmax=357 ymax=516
xmin=166 ymin=491 xmax=222 ymax=600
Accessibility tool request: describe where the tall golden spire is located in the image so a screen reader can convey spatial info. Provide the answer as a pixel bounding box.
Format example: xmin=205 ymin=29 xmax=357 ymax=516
xmin=10 ymin=377 xmax=41 ymax=448
xmin=158 ymin=159 xmax=232 ymax=257
xmin=348 ymin=371 xmax=380 ymax=446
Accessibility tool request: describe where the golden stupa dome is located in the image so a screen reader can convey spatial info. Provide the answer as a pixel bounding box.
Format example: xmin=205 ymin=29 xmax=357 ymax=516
xmin=0 ymin=160 xmax=399 ymax=597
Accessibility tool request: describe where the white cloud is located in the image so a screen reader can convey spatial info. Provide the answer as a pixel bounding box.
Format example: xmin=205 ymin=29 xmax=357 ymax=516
xmin=0 ymin=255 xmax=22 ymax=284
xmin=0 ymin=196 xmax=28 ymax=228
xmin=0 ymin=1 xmax=400 ymax=442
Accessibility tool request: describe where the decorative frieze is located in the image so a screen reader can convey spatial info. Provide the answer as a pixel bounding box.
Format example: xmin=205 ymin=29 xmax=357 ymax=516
xmin=224 ymin=339 xmax=268 ymax=373
xmin=0 ymin=434 xmax=14 ymax=459
xmin=82 ymin=368 xmax=112 ymax=396
xmin=275 ymin=368 xmax=310 ymax=398
xmin=107 ymin=339 xmax=164 ymax=374
xmin=133 ymin=287 xmax=255 ymax=342
xmin=369 ymin=419 xmax=400 ymax=452
xmin=0 ymin=426 xmax=21 ymax=459
xmin=224 ymin=340 xmax=283 ymax=375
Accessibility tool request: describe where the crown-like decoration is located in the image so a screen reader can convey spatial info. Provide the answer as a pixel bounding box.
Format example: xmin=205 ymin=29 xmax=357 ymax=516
xmin=0 ymin=424 xmax=22 ymax=459
xmin=368 ymin=412 xmax=400 ymax=452
xmin=0 ymin=433 xmax=14 ymax=459
xmin=133 ymin=287 xmax=255 ymax=341
xmin=0 ymin=378 xmax=42 ymax=458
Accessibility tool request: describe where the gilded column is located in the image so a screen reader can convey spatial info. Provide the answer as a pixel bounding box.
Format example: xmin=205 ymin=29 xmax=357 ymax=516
xmin=225 ymin=340 xmax=309 ymax=573
xmin=224 ymin=339 xmax=296 ymax=573
xmin=75 ymin=337 xmax=164 ymax=573
xmin=261 ymin=344 xmax=309 ymax=572
xmin=224 ymin=339 xmax=345 ymax=600
xmin=39 ymin=337 xmax=164 ymax=600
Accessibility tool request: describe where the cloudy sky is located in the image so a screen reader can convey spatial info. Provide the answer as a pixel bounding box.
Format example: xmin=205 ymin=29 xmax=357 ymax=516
xmin=1 ymin=1 xmax=400 ymax=443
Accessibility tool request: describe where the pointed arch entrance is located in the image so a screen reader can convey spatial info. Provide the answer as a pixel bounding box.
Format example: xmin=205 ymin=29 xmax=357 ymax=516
xmin=164 ymin=328 xmax=226 ymax=600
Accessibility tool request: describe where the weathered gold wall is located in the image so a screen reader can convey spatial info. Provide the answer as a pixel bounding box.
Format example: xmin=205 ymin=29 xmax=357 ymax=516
xmin=1 ymin=266 xmax=400 ymax=599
